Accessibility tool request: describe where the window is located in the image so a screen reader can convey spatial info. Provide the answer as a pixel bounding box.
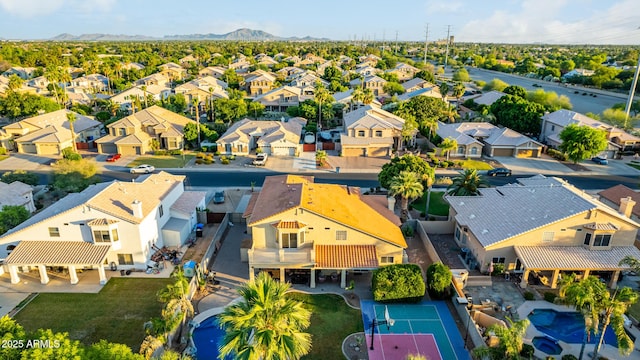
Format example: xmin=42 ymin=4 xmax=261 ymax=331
xmin=470 ymin=147 xmax=478 ymax=155
xmin=454 ymin=226 xmax=461 ymax=241
xmin=457 ymin=146 xmax=464 ymax=154
xmin=158 ymin=205 xmax=164 ymax=217
xmin=584 ymin=233 xmax=592 ymax=245
xmin=357 ymin=130 xmax=365 ymax=137
xmin=282 ymin=233 xmax=298 ymax=248
xmin=542 ymin=232 xmax=554 ymax=242
xmin=111 ymin=229 xmax=119 ymax=242
xmin=93 ymin=230 xmax=111 ymax=243
xmin=492 ymin=257 xmax=506 ymax=264
xmin=375 ymin=130 xmax=383 ymax=137
xmin=49 ymin=227 xmax=60 ymax=237
xmin=593 ymin=234 xmax=611 ymax=247
xmin=118 ymin=254 xmax=134 ymax=265
xmin=551 ymin=125 xmax=555 ymax=131
xmin=380 ymin=256 xmax=394 ymax=264
xmin=336 ymin=230 xmax=347 ymax=241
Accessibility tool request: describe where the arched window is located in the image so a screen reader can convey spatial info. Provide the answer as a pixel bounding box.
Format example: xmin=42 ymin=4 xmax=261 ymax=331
xmin=470 ymin=147 xmax=478 ymax=155
xmin=457 ymin=146 xmax=464 ymax=154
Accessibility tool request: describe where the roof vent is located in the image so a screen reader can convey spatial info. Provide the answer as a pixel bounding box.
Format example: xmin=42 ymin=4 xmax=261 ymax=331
xmin=482 ymin=229 xmax=488 ymax=234
xmin=469 ymin=214 xmax=475 ymax=219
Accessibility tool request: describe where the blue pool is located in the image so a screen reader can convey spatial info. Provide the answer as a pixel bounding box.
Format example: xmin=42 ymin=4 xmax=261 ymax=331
xmin=532 ymin=336 xmax=563 ymax=355
xmin=528 ymin=309 xmax=618 ymax=346
xmin=192 ymin=316 xmax=230 ymax=360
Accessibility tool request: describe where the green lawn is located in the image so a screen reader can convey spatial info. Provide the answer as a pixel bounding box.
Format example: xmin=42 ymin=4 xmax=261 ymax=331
xmin=628 ymin=298 xmax=640 ymax=322
xmin=627 ymin=161 xmax=640 ymax=171
xmin=459 ymin=159 xmax=493 ymax=170
xmin=129 ymin=155 xmax=195 ymax=168
xmin=410 ymin=191 xmax=450 ymax=216
xmin=13 ymin=278 xmax=172 ymax=352
xmin=286 ymin=293 xmax=363 ymax=360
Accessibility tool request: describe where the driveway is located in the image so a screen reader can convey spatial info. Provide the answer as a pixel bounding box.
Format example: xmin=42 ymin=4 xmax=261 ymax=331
xmin=493 ymin=156 xmax=640 ymax=177
xmin=0 ymin=153 xmax=57 ymax=171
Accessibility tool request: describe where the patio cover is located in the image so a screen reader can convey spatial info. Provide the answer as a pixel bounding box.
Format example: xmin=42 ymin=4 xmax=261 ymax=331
xmin=5 ymin=241 xmax=111 ymax=266
xmin=315 ymin=245 xmax=378 ymax=269
xmin=514 ymin=246 xmax=640 ymax=270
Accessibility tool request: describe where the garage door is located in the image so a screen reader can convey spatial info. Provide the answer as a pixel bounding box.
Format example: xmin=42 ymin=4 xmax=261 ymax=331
xmin=517 ymin=149 xmax=534 ymax=158
xmin=99 ymin=143 xmax=117 ymax=154
xmin=272 ymin=147 xmax=296 ymax=156
xmin=18 ymin=143 xmax=37 ymax=154
xmin=493 ymin=148 xmax=514 ymax=157
xmin=38 ymin=144 xmax=60 ymax=155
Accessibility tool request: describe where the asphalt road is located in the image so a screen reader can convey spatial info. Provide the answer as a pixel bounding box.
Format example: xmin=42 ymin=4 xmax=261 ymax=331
xmin=94 ymin=169 xmax=638 ymax=192
xmin=459 ymin=67 xmax=631 ymax=115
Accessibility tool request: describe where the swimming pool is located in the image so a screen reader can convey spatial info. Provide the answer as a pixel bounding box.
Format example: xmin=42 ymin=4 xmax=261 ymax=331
xmin=528 ymin=309 xmax=618 ymax=346
xmin=532 ymin=336 xmax=563 ymax=355
xmin=191 ymin=316 xmax=229 ymax=360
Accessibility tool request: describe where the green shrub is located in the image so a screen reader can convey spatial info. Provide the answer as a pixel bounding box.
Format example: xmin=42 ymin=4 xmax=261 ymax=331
xmin=0 ymin=147 xmax=7 ymax=155
xmin=372 ymin=264 xmax=425 ymax=303
xmin=524 ymin=291 xmax=535 ymax=300
xmin=220 ymin=155 xmax=228 ymax=161
xmin=154 ymin=150 xmax=167 ymax=156
xmin=544 ymin=292 xmax=557 ymax=303
xmin=521 ymin=344 xmax=535 ymax=358
xmin=197 ymin=152 xmax=205 ymax=159
xmin=447 ymin=160 xmax=455 ymax=167
xmin=61 ymin=147 xmax=81 ymax=161
xmin=214 ymin=151 xmax=221 ymax=156
xmin=169 ymin=149 xmax=182 ymax=155
xmin=195 ymin=159 xmax=204 ymax=165
xmin=401 ymin=224 xmax=414 ymax=237
xmin=221 ymin=158 xmax=230 ymax=165
xmin=1 ymin=170 xmax=39 ymax=186
xmin=426 ymin=262 xmax=453 ymax=299
xmin=203 ymin=159 xmax=212 ymax=164
xmin=441 ymin=162 xmax=449 ymax=169
xmin=547 ymin=148 xmax=568 ymax=161
xmin=562 ymin=354 xmax=578 ymax=360
xmin=491 ymin=263 xmax=505 ymax=276
xmin=229 ymin=155 xmax=236 ymax=160
xmin=200 ymin=146 xmax=208 ymax=152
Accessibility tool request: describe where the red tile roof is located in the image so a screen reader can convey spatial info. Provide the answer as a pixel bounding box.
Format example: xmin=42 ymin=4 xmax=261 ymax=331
xmin=598 ymin=184 xmax=640 ymax=217
xmin=315 ymin=245 xmax=378 ymax=269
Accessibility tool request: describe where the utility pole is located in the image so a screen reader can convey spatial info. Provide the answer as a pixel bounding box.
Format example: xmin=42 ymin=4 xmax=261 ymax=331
xmin=382 ymin=30 xmax=386 ymax=53
xmin=424 ymin=24 xmax=429 ymax=65
xmin=394 ymin=31 xmax=399 ymax=55
xmin=624 ymin=52 xmax=640 ymax=128
xmin=444 ymin=25 xmax=451 ymax=69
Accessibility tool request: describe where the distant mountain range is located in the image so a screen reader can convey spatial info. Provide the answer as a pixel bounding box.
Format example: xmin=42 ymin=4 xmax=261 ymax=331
xmin=49 ymin=28 xmax=329 ymax=41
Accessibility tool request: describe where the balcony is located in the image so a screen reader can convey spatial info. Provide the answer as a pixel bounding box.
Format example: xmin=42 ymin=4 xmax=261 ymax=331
xmin=249 ymin=247 xmax=313 ymax=268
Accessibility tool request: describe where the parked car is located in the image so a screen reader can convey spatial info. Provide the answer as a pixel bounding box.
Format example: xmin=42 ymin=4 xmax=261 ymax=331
xmin=106 ymin=154 xmax=121 ymax=162
xmin=591 ymin=156 xmax=608 ymax=165
xmin=213 ymin=190 xmax=225 ymax=204
xmin=253 ymin=153 xmax=268 ymax=166
xmin=487 ymin=167 xmax=512 ymax=176
xmin=130 ymin=164 xmax=155 ymax=174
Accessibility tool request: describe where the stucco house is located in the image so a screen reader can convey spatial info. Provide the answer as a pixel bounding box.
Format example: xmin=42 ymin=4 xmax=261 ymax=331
xmin=436 ymin=122 xmax=543 ymax=158
xmin=598 ymin=184 xmax=640 ymax=222
xmin=216 ymin=118 xmax=306 ymax=156
xmin=333 ymin=89 xmax=383 ymax=114
xmin=0 ymin=172 xmax=205 ymax=285
xmin=243 ymin=174 xmax=406 ymax=288
xmin=254 ymin=86 xmax=313 ymax=113
xmin=2 ymin=67 xmax=37 ymax=80
xmin=401 ymin=78 xmax=435 ymax=93
xmin=159 ymin=62 xmax=187 ymax=82
xmin=386 ymin=63 xmax=419 ymax=81
xmin=174 ymin=76 xmax=229 ymax=106
xmin=198 ymin=66 xmax=226 ymax=79
xmin=96 ymin=106 xmax=195 ymax=155
xmin=0 ymin=181 xmax=36 ymax=213
xmin=340 ymin=105 xmax=415 ymax=157
xmin=2 ymin=110 xmax=102 ymax=155
xmin=110 ymin=85 xmax=172 ymax=111
xmin=466 ymin=90 xmax=506 ymax=107
xmin=446 ymin=175 xmax=640 ymax=289
xmin=69 ymin=74 xmax=109 ymax=93
xmin=350 ymin=75 xmax=387 ymax=96
xmin=243 ymin=70 xmax=277 ymax=97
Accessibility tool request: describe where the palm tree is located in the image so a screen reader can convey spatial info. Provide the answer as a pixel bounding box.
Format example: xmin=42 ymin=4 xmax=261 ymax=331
xmin=66 ymin=112 xmax=78 ymax=153
xmin=7 ymin=74 xmax=23 ymax=92
xmin=452 ymin=82 xmax=465 ymax=109
xmin=423 ymin=174 xmax=435 ymax=219
xmin=351 ymin=87 xmax=364 ymax=112
xmin=315 ymin=150 xmax=328 ymax=166
xmin=440 ymin=137 xmax=457 ymax=161
xmin=439 ymin=82 xmax=450 ymax=106
xmin=218 ymin=271 xmax=312 ymax=360
xmin=314 ymin=83 xmax=334 ymax=130
xmin=389 ymin=171 xmax=424 ymax=222
xmin=192 ymin=97 xmax=201 ymax=148
xmin=141 ymin=85 xmax=148 ymax=109
xmin=558 ymin=275 xmax=638 ymax=360
xmin=59 ymin=67 xmax=72 ymax=108
xmin=362 ymin=88 xmax=374 ymax=106
xmin=446 ymin=169 xmax=489 ymax=196
xmin=44 ymin=66 xmax=62 ymax=107
xmin=473 ymin=318 xmax=530 ymax=360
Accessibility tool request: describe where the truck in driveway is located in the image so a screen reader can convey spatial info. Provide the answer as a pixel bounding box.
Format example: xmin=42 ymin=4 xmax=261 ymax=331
xmin=253 ymin=153 xmax=268 ymax=166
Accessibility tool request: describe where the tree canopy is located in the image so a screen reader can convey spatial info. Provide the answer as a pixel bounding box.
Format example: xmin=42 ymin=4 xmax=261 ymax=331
xmin=490 ymin=94 xmax=545 ymax=136
xmin=378 ymin=154 xmax=435 ymax=190
xmin=558 ymin=124 xmax=608 ymax=163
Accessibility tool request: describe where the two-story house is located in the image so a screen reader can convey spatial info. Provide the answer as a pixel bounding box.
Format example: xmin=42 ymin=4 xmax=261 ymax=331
xmin=216 ymin=118 xmax=306 ymax=156
xmin=254 ymin=86 xmax=314 ymax=113
xmin=349 ymin=75 xmax=387 ymax=96
xmin=243 ymin=175 xmax=406 ymax=288
xmin=447 ymin=175 xmax=640 ymax=289
xmin=0 ymin=172 xmax=205 ymax=286
xmin=2 ymin=110 xmax=102 ymax=154
xmin=243 ymin=70 xmax=277 ymax=97
xmin=95 ymin=105 xmax=195 ymax=155
xmin=159 ymin=62 xmax=187 ymax=82
xmin=386 ymin=63 xmax=420 ymax=81
xmin=340 ymin=105 xmax=415 ymax=157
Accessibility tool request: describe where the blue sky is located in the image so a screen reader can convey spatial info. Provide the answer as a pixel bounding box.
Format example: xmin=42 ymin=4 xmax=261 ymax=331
xmin=0 ymin=0 xmax=639 ymax=44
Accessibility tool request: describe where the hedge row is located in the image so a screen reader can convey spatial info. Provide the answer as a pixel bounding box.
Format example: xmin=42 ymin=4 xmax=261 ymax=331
xmin=372 ymin=264 xmax=425 ymax=303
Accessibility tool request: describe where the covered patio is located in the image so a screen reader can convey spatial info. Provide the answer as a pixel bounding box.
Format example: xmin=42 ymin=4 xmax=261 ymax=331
xmin=514 ymin=245 xmax=640 ymax=289
xmin=3 ymin=241 xmax=111 ymax=285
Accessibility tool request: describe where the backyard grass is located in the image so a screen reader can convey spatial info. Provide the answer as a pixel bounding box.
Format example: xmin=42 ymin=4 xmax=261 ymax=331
xmin=129 ymin=155 xmax=195 ymax=168
xmin=410 ymin=191 xmax=450 ymax=216
xmin=459 ymin=159 xmax=493 ymax=170
xmin=286 ymin=293 xmax=363 ymax=360
xmin=628 ymin=298 xmax=640 ymax=322
xmin=627 ymin=161 xmax=640 ymax=171
xmin=13 ymin=277 xmax=172 ymax=352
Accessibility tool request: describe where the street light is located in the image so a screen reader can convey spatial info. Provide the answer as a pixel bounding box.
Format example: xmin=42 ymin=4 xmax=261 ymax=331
xmin=370 ymin=306 xmax=394 ymax=350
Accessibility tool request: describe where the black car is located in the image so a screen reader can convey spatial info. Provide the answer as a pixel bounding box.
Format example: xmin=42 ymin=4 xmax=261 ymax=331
xmin=213 ymin=190 xmax=225 ymax=204
xmin=487 ymin=168 xmax=512 ymax=176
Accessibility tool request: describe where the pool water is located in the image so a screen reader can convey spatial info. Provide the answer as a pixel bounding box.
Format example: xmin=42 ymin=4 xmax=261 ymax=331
xmin=192 ymin=316 xmax=229 ymax=360
xmin=528 ymin=309 xmax=618 ymax=346
xmin=532 ymin=336 xmax=563 ymax=355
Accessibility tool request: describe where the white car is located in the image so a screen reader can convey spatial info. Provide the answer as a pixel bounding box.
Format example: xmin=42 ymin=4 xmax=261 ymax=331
xmin=130 ymin=164 xmax=155 ymax=174
xmin=252 ymin=153 xmax=268 ymax=166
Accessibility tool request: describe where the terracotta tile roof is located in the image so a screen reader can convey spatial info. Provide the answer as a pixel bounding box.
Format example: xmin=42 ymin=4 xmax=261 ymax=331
xmin=243 ymin=193 xmax=260 ymax=219
xmin=248 ymin=175 xmax=406 ymax=248
xmin=272 ymin=220 xmax=306 ymax=229
xmin=583 ymin=222 xmax=619 ymax=231
xmin=315 ymin=245 xmax=378 ymax=269
xmin=5 ymin=241 xmax=111 ymax=265
xmin=87 ymin=218 xmax=119 ymax=226
xmin=171 ymin=191 xmax=206 ymax=214
xmin=514 ymin=246 xmax=640 ymax=270
xmin=598 ymin=184 xmax=640 ymax=217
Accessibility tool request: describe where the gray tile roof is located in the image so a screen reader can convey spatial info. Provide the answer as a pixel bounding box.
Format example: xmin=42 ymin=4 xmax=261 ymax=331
xmin=514 ymin=246 xmax=640 ymax=270
xmin=5 ymin=240 xmax=111 ymax=265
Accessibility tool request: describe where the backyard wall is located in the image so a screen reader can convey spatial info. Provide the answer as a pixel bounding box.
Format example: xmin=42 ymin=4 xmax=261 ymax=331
xmin=420 ymin=220 xmax=454 ymax=234
xmin=201 ymin=213 xmax=230 ymax=272
xmin=415 ymin=220 xmax=441 ymax=263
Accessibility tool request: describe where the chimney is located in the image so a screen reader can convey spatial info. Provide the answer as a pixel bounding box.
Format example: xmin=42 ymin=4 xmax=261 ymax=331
xmin=619 ymin=197 xmax=636 ymax=218
xmin=387 ymin=196 xmax=396 ymax=211
xmin=132 ymin=199 xmax=143 ymax=218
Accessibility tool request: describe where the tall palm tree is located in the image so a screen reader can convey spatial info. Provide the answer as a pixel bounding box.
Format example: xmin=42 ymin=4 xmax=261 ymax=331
xmin=452 ymin=82 xmax=465 ymax=109
xmin=389 ymin=171 xmax=424 ymax=222
xmin=362 ymin=88 xmax=374 ymax=106
xmin=446 ymin=169 xmax=489 ymax=196
xmin=473 ymin=317 xmax=530 ymax=360
xmin=44 ymin=66 xmax=62 ymax=108
xmin=351 ymin=87 xmax=364 ymax=112
xmin=59 ymin=67 xmax=72 ymax=108
xmin=439 ymin=82 xmax=450 ymax=106
xmin=192 ymin=97 xmax=201 ymax=148
xmin=558 ymin=275 xmax=638 ymax=360
xmin=66 ymin=112 xmax=78 ymax=153
xmin=141 ymin=85 xmax=148 ymax=109
xmin=440 ymin=137 xmax=457 ymax=160
xmin=218 ymin=271 xmax=312 ymax=360
xmin=314 ymin=83 xmax=334 ymax=130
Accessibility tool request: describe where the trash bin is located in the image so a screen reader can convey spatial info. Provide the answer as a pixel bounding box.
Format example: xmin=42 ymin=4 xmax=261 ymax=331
xmin=336 ymin=167 xmax=340 ymax=173
xmin=183 ymin=260 xmax=197 ymax=277
xmin=196 ymin=228 xmax=203 ymax=238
